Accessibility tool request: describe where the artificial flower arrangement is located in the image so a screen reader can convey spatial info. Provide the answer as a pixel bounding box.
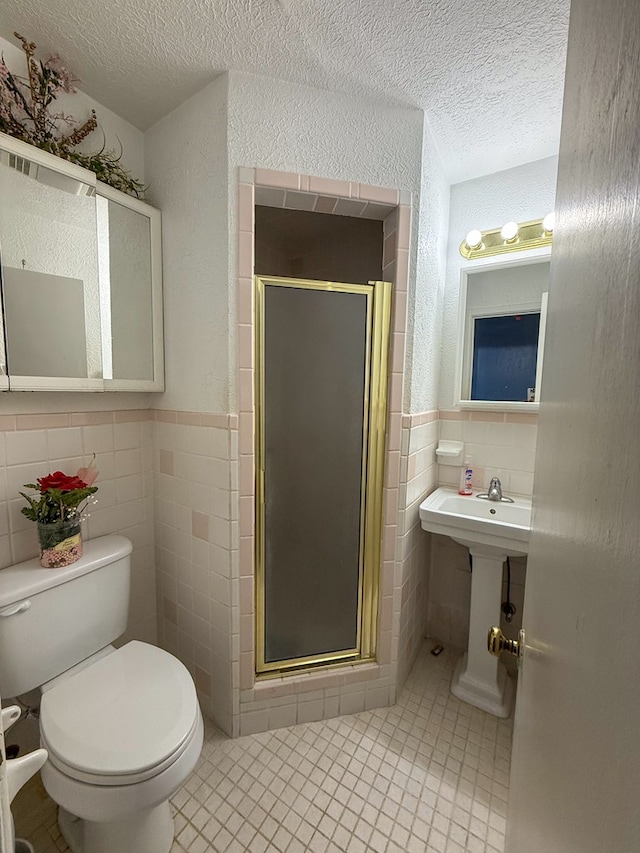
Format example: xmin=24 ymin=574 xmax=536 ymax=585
xmin=20 ymin=463 xmax=98 ymax=568
xmin=0 ymin=32 xmax=144 ymax=197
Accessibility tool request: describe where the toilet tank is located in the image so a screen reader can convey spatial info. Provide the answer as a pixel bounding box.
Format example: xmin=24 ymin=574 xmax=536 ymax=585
xmin=0 ymin=535 xmax=132 ymax=698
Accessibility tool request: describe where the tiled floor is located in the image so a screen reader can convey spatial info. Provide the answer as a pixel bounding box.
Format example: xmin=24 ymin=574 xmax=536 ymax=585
xmin=13 ymin=644 xmax=513 ymax=852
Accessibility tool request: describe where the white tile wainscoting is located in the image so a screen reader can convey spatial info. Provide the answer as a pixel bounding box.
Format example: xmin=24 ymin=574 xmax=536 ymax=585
xmin=0 ymin=409 xmax=156 ymax=645
xmin=438 ymin=411 xmax=538 ymax=498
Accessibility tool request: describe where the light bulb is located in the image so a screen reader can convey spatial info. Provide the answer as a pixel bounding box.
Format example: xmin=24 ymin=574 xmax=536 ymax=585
xmin=465 ymin=229 xmax=483 ymax=250
xmin=543 ymin=212 xmax=555 ymax=234
xmin=500 ymin=221 xmax=519 ymax=242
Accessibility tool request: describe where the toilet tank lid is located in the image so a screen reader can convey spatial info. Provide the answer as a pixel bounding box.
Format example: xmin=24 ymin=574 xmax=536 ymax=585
xmin=0 ymin=535 xmax=133 ymax=609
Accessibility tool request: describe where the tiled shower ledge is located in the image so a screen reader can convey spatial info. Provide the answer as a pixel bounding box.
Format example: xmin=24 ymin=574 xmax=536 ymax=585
xmin=13 ymin=643 xmax=513 ymax=853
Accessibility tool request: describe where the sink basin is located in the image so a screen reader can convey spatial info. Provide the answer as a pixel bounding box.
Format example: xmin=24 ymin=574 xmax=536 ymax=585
xmin=419 ymin=487 xmax=531 ymax=556
xmin=419 ymin=486 xmax=532 ymax=717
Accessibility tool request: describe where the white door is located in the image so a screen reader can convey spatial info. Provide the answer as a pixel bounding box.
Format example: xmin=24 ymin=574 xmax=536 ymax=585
xmin=506 ymin=1 xmax=640 ymax=851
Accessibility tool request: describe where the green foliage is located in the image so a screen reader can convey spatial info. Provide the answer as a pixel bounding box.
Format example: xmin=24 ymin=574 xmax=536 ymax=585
xmin=37 ymin=517 xmax=82 ymax=550
xmin=0 ymin=33 xmax=145 ymax=198
xmin=20 ymin=483 xmax=98 ymax=524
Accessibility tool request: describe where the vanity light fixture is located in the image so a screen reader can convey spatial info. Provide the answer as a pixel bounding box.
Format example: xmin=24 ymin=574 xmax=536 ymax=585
xmin=465 ymin=229 xmax=483 ymax=250
xmin=500 ymin=221 xmax=519 ymax=242
xmin=460 ymin=214 xmax=555 ymax=259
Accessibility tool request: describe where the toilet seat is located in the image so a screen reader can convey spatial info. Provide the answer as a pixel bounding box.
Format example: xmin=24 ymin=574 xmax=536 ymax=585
xmin=40 ymin=641 xmax=200 ymax=786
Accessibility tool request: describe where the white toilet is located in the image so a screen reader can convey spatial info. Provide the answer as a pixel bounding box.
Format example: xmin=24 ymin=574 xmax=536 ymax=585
xmin=0 ymin=534 xmax=204 ymax=853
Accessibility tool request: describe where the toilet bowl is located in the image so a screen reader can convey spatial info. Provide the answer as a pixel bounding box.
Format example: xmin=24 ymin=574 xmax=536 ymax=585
xmin=39 ymin=641 xmax=204 ymax=853
xmin=0 ymin=535 xmax=204 ymax=853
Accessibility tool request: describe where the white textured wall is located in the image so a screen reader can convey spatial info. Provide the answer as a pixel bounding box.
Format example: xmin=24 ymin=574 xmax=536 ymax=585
xmin=407 ymin=117 xmax=450 ymax=413
xmin=227 ymin=72 xmax=423 ymax=187
xmin=146 ymin=70 xmax=426 ymax=415
xmin=145 ymin=71 xmax=432 ymax=413
xmin=144 ymin=76 xmax=229 ymax=413
xmin=226 ymin=70 xmax=425 ymax=411
xmin=439 ymin=157 xmax=558 ymax=409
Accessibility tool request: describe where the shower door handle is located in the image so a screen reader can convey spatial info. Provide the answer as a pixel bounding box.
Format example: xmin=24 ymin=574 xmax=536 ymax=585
xmin=257 ymin=469 xmax=265 ymax=505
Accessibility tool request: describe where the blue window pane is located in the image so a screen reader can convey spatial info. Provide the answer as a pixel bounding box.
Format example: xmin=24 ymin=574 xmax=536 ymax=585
xmin=471 ymin=313 xmax=540 ymax=402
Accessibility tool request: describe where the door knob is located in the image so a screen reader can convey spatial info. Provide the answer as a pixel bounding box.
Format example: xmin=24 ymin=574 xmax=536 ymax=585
xmin=487 ymin=626 xmax=524 ymax=659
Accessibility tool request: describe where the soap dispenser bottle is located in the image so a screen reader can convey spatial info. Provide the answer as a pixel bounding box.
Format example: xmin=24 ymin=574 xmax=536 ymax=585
xmin=458 ymin=457 xmax=473 ymax=496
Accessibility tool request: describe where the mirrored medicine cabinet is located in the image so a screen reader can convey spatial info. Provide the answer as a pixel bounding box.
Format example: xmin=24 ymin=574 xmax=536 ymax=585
xmin=0 ymin=132 xmax=164 ymax=392
xmin=455 ymin=249 xmax=550 ymax=411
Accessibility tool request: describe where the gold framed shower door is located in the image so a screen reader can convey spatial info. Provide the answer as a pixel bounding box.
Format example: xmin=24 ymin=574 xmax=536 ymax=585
xmin=254 ymin=276 xmax=391 ymax=677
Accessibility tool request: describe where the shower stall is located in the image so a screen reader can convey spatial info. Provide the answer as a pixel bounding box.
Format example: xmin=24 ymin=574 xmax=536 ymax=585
xmin=254 ymin=275 xmax=391 ymax=675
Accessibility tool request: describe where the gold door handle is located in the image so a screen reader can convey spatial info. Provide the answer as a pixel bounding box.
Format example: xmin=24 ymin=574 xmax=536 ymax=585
xmin=487 ymin=626 xmax=524 ymax=660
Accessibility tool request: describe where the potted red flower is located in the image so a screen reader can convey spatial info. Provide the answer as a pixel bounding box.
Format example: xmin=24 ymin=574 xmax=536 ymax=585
xmin=20 ymin=465 xmax=98 ymax=568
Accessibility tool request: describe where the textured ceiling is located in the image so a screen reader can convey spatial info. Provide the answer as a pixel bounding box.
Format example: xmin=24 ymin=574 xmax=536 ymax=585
xmin=0 ymin=0 xmax=570 ymax=182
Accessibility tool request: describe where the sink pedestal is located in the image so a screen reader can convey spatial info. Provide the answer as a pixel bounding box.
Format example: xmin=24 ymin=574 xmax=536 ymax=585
xmin=451 ymin=547 xmax=514 ymax=718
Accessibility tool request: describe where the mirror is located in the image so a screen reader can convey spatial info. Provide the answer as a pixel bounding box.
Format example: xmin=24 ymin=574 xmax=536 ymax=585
xmin=3 ymin=269 xmax=88 ymax=378
xmin=0 ymin=132 xmax=164 ymax=392
xmin=0 ymin=137 xmax=103 ymax=390
xmin=456 ymin=252 xmax=550 ymax=410
xmin=96 ymin=188 xmax=163 ymax=390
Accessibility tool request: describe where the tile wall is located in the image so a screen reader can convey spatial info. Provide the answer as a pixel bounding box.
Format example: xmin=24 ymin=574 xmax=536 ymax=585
xmin=0 ymin=409 xmax=156 ymax=649
xmin=437 ymin=411 xmax=538 ymax=497
xmin=0 ymin=193 xmax=540 ymax=743
xmin=427 ymin=533 xmax=526 ymax=669
xmin=395 ymin=412 xmax=439 ymax=688
xmin=426 ymin=409 xmax=536 ymax=662
xmin=0 ymin=401 xmax=535 ymax=729
xmin=152 ymin=410 xmax=237 ymax=734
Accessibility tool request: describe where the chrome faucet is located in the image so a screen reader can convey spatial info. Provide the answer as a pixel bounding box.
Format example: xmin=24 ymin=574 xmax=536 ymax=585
xmin=477 ymin=477 xmax=515 ymax=503
xmin=487 ymin=477 xmax=503 ymax=501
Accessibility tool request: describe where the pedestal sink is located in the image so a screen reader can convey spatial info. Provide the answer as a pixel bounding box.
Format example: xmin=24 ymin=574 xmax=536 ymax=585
xmin=419 ymin=487 xmax=532 ymax=717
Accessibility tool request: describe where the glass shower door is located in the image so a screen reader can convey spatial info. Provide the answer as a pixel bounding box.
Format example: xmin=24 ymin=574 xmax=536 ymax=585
xmin=254 ymin=276 xmax=391 ymax=675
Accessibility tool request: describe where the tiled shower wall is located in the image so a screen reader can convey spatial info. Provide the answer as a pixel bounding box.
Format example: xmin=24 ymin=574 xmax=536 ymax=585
xmin=0 ymin=410 xmax=156 ymax=649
